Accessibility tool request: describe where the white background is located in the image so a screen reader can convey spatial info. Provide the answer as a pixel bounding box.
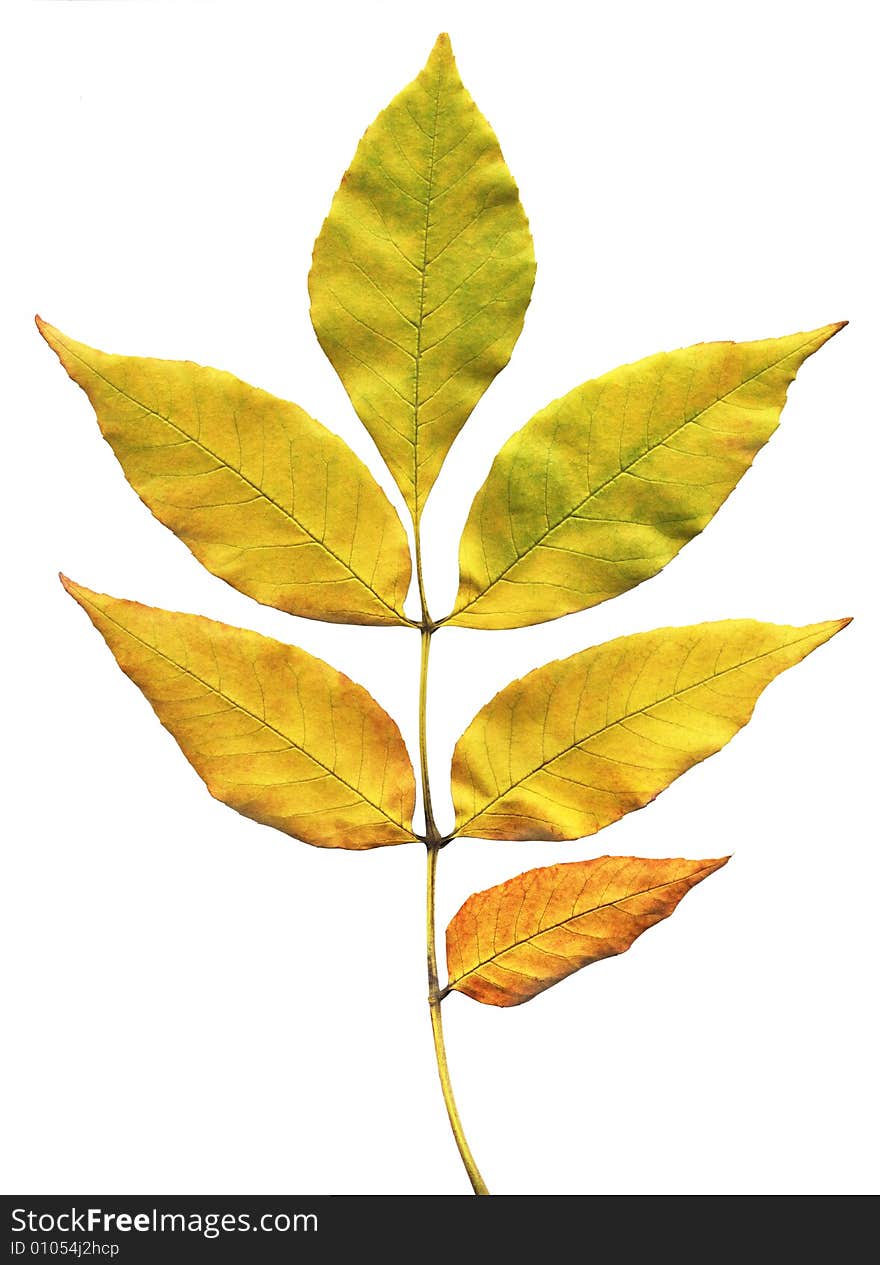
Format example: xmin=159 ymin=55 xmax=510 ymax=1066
xmin=3 ymin=0 xmax=877 ymax=1195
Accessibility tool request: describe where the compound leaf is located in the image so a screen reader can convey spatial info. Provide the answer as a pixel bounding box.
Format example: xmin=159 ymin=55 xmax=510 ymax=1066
xmin=39 ymin=320 xmax=412 ymax=627
xmin=62 ymin=578 xmax=417 ymax=849
xmin=448 ymin=325 xmax=844 ymax=628
xmin=451 ymin=618 xmax=848 ymax=841
xmin=309 ymin=33 xmax=535 ymax=518
xmin=446 ymin=854 xmax=728 ymax=1006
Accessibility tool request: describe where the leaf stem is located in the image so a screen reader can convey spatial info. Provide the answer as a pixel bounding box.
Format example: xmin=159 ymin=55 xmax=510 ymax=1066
xmin=426 ymin=842 xmax=489 ymax=1195
xmin=418 ymin=628 xmax=439 ymax=841
xmin=414 ymin=518 xmax=433 ymax=631
xmin=415 ymin=524 xmax=488 ymax=1194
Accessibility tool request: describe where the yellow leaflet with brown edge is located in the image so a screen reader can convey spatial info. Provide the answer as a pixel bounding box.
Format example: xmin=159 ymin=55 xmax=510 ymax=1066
xmin=309 ymin=34 xmax=535 ymax=519
xmin=451 ymin=618 xmax=848 ymax=841
xmin=39 ymin=320 xmax=412 ymax=627
xmin=446 ymin=855 xmax=728 ymax=1006
xmin=62 ymin=578 xmax=417 ymax=849
xmin=447 ymin=324 xmax=844 ymax=628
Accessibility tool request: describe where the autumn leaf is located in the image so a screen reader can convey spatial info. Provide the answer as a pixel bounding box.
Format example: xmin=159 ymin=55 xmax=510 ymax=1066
xmin=451 ymin=619 xmax=848 ymax=841
xmin=309 ymin=33 xmax=535 ymax=519
xmin=447 ymin=325 xmax=844 ymax=628
xmin=445 ymin=854 xmax=728 ymax=1006
xmin=42 ymin=29 xmax=853 ymax=1198
xmin=38 ymin=320 xmax=413 ymax=627
xmin=62 ymin=578 xmax=417 ymax=848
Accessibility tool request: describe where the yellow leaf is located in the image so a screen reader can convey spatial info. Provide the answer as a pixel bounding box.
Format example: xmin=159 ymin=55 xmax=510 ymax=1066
xmin=448 ymin=325 xmax=844 ymax=628
xmin=445 ymin=855 xmax=728 ymax=1006
xmin=309 ymin=34 xmax=535 ymax=519
xmin=62 ymin=578 xmax=417 ymax=849
xmin=39 ymin=320 xmax=413 ymax=627
xmin=452 ymin=618 xmax=848 ymax=841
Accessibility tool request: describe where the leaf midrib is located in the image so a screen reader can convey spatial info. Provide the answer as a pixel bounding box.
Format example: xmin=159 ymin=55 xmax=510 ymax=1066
xmin=448 ymin=862 xmax=720 ymax=990
xmin=82 ymin=592 xmax=414 ymax=835
xmin=454 ymin=626 xmax=825 ymax=833
xmin=449 ymin=333 xmax=825 ymax=619
xmin=412 ymin=60 xmax=443 ymax=518
xmin=59 ymin=336 xmax=410 ymax=624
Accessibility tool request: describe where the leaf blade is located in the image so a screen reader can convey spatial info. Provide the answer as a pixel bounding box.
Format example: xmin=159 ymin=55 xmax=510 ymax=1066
xmin=39 ymin=320 xmax=413 ymax=626
xmin=309 ymin=33 xmax=536 ymax=517
xmin=62 ymin=578 xmax=418 ymax=848
xmin=448 ymin=324 xmax=844 ymax=628
xmin=451 ymin=618 xmax=849 ymax=841
xmin=446 ymin=854 xmax=728 ymax=1006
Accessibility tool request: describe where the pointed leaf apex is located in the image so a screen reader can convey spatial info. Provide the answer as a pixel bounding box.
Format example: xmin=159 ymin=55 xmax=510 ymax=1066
xmin=60 ymin=573 xmax=88 ymax=605
xmin=811 ymin=616 xmax=852 ymax=642
xmin=810 ymin=320 xmax=848 ymax=347
xmin=59 ymin=573 xmax=84 ymax=599
xmin=35 ymin=316 xmax=66 ymax=355
xmin=698 ymin=857 xmax=730 ymax=886
xmin=427 ymin=32 xmax=457 ymax=73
